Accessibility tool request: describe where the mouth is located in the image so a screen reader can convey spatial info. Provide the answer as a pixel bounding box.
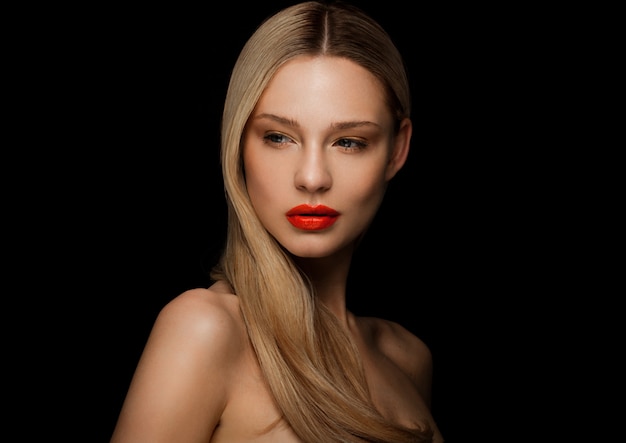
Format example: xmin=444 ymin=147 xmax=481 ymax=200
xmin=286 ymin=204 xmax=340 ymax=231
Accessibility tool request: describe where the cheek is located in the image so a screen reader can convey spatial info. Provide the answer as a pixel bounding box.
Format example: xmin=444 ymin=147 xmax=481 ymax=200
xmin=340 ymin=164 xmax=388 ymax=208
xmin=243 ymin=148 xmax=283 ymax=207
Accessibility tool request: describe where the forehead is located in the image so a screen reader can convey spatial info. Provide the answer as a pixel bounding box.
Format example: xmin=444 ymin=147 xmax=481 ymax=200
xmin=254 ymin=56 xmax=390 ymax=124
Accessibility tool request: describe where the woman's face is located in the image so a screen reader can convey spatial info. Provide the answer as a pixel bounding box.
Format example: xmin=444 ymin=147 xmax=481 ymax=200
xmin=242 ymin=55 xmax=410 ymax=258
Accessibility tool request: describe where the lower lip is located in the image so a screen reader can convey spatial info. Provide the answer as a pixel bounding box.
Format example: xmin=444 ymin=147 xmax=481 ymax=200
xmin=287 ymin=215 xmax=339 ymax=230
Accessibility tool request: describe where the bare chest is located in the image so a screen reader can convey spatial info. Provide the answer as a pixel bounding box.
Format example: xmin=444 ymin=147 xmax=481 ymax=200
xmin=210 ymin=355 xmax=302 ymax=443
xmin=360 ymin=346 xmax=434 ymax=430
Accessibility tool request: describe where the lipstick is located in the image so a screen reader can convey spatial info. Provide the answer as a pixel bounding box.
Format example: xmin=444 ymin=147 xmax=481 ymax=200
xmin=286 ymin=204 xmax=340 ymax=231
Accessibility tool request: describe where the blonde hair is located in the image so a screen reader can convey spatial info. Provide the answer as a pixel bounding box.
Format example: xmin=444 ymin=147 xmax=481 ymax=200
xmin=211 ymin=2 xmax=431 ymax=441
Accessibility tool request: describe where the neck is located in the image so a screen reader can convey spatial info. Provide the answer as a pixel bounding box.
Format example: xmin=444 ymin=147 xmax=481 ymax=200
xmin=293 ymin=247 xmax=354 ymax=325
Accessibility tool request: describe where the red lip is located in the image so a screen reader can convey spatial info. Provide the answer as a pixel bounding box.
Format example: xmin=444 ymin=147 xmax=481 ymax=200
xmin=286 ymin=204 xmax=340 ymax=231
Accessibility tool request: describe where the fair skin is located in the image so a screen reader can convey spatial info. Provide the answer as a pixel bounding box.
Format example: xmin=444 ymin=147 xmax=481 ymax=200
xmin=111 ymin=55 xmax=443 ymax=442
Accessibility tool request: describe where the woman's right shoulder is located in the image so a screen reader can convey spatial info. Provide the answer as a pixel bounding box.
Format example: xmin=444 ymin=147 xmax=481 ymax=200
xmin=152 ymin=281 xmax=246 ymax=358
xmin=111 ymin=282 xmax=247 ymax=440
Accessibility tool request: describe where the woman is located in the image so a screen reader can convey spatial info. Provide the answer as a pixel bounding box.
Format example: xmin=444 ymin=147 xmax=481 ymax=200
xmin=110 ymin=1 xmax=443 ymax=442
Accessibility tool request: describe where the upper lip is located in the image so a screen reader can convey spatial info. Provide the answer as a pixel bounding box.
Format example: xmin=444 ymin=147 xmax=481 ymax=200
xmin=286 ymin=204 xmax=339 ymax=216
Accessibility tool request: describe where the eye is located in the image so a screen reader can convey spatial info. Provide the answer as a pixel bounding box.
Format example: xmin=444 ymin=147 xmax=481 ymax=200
xmin=263 ymin=132 xmax=294 ymax=147
xmin=335 ymin=138 xmax=368 ymax=152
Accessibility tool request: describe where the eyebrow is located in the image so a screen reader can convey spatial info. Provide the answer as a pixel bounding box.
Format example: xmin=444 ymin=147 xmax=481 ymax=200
xmin=253 ymin=113 xmax=380 ymax=130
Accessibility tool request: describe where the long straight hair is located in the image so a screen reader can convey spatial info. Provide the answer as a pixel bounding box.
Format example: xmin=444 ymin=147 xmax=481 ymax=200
xmin=211 ymin=2 xmax=432 ymax=441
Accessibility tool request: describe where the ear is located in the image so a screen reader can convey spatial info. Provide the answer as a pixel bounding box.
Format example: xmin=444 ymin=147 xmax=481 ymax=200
xmin=385 ymin=117 xmax=412 ymax=181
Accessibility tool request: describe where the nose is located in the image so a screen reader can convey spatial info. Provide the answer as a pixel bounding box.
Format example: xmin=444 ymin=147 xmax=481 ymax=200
xmin=294 ymin=146 xmax=332 ymax=194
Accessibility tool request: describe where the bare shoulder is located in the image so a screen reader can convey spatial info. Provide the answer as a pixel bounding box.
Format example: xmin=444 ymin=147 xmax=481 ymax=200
xmin=157 ymin=281 xmax=243 ymax=342
xmin=111 ymin=281 xmax=247 ymax=442
xmin=356 ymin=315 xmax=434 ymax=400
xmin=150 ymin=282 xmax=246 ymax=356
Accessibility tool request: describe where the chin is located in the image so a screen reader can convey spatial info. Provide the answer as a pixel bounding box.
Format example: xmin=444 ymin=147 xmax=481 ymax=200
xmin=286 ymin=248 xmax=333 ymax=259
xmin=282 ymin=239 xmax=356 ymax=260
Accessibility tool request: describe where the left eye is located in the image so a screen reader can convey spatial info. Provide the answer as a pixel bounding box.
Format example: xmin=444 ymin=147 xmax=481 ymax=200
xmin=336 ymin=138 xmax=366 ymax=150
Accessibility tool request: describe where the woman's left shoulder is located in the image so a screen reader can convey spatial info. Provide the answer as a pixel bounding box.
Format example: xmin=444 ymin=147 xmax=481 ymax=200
xmin=357 ymin=316 xmax=433 ymax=388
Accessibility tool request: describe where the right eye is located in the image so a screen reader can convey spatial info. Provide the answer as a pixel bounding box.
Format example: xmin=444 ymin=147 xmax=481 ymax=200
xmin=263 ymin=132 xmax=294 ymax=146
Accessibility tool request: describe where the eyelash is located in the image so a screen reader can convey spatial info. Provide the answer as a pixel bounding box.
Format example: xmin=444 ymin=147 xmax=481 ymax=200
xmin=262 ymin=133 xmax=368 ymax=152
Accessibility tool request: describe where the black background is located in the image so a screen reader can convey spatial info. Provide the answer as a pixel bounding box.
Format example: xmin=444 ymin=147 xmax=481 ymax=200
xmin=19 ymin=1 xmax=560 ymax=441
